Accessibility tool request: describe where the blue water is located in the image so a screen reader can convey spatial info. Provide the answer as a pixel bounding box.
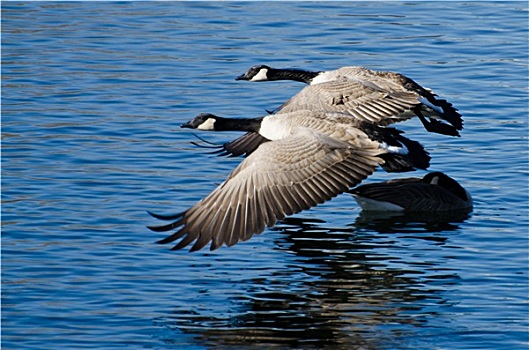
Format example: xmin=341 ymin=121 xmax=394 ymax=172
xmin=2 ymin=2 xmax=528 ymax=349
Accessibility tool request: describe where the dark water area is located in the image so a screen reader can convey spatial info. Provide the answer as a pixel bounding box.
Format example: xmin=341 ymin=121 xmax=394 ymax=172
xmin=2 ymin=2 xmax=528 ymax=349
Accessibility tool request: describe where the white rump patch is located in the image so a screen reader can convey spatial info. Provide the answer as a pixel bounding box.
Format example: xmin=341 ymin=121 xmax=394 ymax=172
xmin=197 ymin=118 xmax=216 ymax=130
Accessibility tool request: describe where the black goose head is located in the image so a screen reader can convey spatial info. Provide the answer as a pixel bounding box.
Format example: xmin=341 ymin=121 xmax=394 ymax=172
xmin=235 ymin=65 xmax=272 ymax=81
xmin=182 ymin=113 xmax=263 ymax=133
xmin=181 ymin=113 xmax=220 ymax=130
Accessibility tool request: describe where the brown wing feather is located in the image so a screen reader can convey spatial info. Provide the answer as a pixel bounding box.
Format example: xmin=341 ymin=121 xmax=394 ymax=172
xmin=152 ymin=129 xmax=382 ymax=251
xmin=278 ymin=80 xmax=420 ymax=126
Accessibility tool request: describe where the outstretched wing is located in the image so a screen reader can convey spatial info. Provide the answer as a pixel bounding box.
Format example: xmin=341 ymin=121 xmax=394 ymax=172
xmin=277 ymin=79 xmax=421 ymax=126
xmin=277 ymin=79 xmax=463 ymax=136
xmin=149 ymin=129 xmax=382 ymax=251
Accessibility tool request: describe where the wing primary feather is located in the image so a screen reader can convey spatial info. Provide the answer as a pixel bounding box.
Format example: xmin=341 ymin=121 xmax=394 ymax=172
xmin=148 ymin=217 xmax=184 ymax=233
xmin=227 ymin=202 xmax=243 ymax=247
xmin=242 ymin=190 xmax=255 ymax=241
xmin=192 ymin=207 xmax=226 ymax=251
xmin=259 ymin=187 xmax=283 ymax=226
xmin=291 ymin=184 xmax=313 ymax=210
xmin=156 ymin=226 xmax=187 ymax=244
xmin=211 ymin=206 xmax=233 ymax=250
xmin=176 ymin=231 xmax=200 ymax=251
xmin=147 ymin=210 xmax=184 ymax=221
xmin=298 ymin=180 xmax=322 ymax=205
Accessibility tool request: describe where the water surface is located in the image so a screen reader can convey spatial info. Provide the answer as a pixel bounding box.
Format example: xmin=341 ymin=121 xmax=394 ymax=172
xmin=2 ymin=2 xmax=528 ymax=349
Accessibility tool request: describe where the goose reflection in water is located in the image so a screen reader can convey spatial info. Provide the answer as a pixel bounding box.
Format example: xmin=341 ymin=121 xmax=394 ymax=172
xmin=158 ymin=213 xmax=469 ymax=349
xmin=353 ymin=209 xmax=472 ymax=235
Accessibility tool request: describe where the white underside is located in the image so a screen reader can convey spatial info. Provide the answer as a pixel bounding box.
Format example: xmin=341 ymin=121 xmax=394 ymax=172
xmin=353 ymin=196 xmax=405 ymax=211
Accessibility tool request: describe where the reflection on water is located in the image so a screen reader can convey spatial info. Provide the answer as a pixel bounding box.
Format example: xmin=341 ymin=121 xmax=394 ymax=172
xmin=3 ymin=1 xmax=526 ymax=349
xmin=354 ymin=210 xmax=472 ymax=235
xmin=159 ymin=213 xmax=469 ymax=349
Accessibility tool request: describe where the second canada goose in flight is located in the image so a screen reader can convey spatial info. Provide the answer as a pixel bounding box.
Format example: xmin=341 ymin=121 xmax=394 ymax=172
xmin=350 ymin=172 xmax=473 ymax=212
xmin=236 ymin=65 xmax=463 ymax=137
xmin=149 ymin=110 xmax=430 ymax=251
xmin=189 ymin=111 xmax=431 ymax=170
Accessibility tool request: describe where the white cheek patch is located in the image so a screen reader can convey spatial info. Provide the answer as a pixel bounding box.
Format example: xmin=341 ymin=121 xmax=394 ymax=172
xmin=197 ymin=118 xmax=216 ymax=130
xmin=250 ymin=68 xmax=269 ymax=81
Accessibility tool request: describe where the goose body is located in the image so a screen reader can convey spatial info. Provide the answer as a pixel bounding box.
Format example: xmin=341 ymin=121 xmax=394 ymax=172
xmin=350 ymin=172 xmax=473 ymax=212
xmin=236 ymin=65 xmax=463 ymax=136
xmin=149 ymin=110 xmax=430 ymax=251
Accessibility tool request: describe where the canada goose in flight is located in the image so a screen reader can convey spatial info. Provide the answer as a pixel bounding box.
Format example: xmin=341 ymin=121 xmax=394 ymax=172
xmin=350 ymin=172 xmax=473 ymax=212
xmin=236 ymin=65 xmax=463 ymax=137
xmin=148 ymin=110 xmax=430 ymax=251
xmin=191 ymin=111 xmax=430 ymax=170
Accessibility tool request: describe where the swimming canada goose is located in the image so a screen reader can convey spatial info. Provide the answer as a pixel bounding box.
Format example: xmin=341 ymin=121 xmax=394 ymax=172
xmin=236 ymin=65 xmax=463 ymax=137
xmin=148 ymin=110 xmax=431 ymax=251
xmin=350 ymin=172 xmax=473 ymax=212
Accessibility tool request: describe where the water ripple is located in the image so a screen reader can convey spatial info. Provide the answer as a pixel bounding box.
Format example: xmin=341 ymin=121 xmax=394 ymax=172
xmin=2 ymin=2 xmax=528 ymax=350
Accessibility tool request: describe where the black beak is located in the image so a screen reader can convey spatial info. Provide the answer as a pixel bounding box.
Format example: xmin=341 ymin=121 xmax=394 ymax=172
xmin=181 ymin=121 xmax=193 ymax=128
xmin=235 ymin=73 xmax=248 ymax=81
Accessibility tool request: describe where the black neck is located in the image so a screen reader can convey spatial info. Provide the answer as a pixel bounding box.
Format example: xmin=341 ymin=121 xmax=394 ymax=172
xmin=215 ymin=116 xmax=263 ymax=132
xmin=268 ymin=68 xmax=321 ymax=84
